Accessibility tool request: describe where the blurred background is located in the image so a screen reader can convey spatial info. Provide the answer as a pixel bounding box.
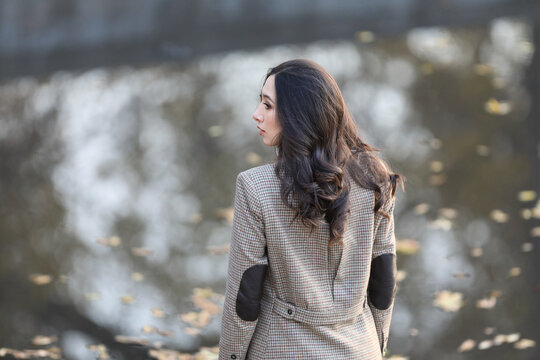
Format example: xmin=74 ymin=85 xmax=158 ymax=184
xmin=1 ymin=1 xmax=539 ymax=359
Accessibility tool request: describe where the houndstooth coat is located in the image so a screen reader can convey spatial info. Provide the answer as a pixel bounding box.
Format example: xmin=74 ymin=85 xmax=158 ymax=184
xmin=218 ymin=163 xmax=397 ymax=360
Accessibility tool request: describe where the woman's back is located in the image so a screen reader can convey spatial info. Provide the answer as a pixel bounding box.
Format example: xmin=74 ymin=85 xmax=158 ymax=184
xmin=219 ymin=163 xmax=396 ymax=359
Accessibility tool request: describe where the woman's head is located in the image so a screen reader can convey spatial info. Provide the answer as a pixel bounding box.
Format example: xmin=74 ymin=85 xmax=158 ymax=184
xmin=253 ymin=74 xmax=281 ymax=147
xmin=254 ymin=59 xmax=348 ymax=154
xmin=255 ymin=59 xmax=405 ymax=245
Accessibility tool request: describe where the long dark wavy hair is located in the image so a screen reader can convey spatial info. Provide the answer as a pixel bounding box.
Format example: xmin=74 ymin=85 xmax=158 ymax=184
xmin=263 ymin=59 xmax=406 ymax=246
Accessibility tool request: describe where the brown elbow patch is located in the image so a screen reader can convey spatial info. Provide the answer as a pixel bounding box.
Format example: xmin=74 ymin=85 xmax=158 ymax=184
xmin=368 ymin=253 xmax=396 ymax=310
xmin=236 ymin=264 xmax=268 ymax=321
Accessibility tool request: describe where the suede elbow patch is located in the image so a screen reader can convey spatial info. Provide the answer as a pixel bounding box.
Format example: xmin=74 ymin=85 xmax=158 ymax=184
xmin=236 ymin=264 xmax=268 ymax=321
xmin=368 ymin=253 xmax=396 ymax=310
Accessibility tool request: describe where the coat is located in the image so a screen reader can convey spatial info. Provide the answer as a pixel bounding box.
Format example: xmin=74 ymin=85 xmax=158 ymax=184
xmin=218 ymin=163 xmax=397 ymax=360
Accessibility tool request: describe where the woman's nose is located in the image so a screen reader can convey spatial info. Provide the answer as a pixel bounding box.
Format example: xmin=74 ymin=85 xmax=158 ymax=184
xmin=253 ymin=113 xmax=263 ymax=122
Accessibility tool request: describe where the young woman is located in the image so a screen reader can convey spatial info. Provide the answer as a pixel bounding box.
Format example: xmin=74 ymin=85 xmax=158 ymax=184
xmin=219 ymin=59 xmax=405 ymax=359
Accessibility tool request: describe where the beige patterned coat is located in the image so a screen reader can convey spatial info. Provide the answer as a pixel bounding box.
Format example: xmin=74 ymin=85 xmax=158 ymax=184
xmin=219 ymin=163 xmax=397 ymax=360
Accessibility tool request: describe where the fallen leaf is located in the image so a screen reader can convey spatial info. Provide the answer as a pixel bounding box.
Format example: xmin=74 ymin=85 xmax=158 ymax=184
xmin=453 ymin=271 xmax=470 ymax=279
xmin=215 ymin=207 xmax=234 ymax=224
xmin=476 ymin=144 xmax=490 ymax=156
xmin=190 ymin=212 xmax=203 ymax=225
xmin=114 ymin=335 xmax=149 ymax=345
xmin=207 ymin=243 xmax=230 ymax=255
xmin=86 ymin=344 xmax=110 ymax=359
xmin=97 ymin=236 xmax=121 ymax=247
xmin=430 ymin=138 xmax=442 ymax=149
xmin=514 ymin=338 xmax=536 ymax=349
xmin=521 ymin=242 xmax=533 ymax=252
xmin=396 ymin=239 xmax=420 ymax=255
xmin=517 ymin=190 xmax=537 ymax=202
xmin=427 ymin=218 xmax=452 ymax=230
xmin=396 ymin=270 xmax=407 ymax=282
xmin=85 ymin=292 xmax=101 ymax=301
xmin=131 ymin=247 xmax=154 ymax=257
xmin=476 ymin=296 xmax=497 ymax=309
xmin=478 ymin=339 xmax=493 ymax=350
xmin=32 ymin=335 xmax=58 ymax=346
xmin=430 ymin=161 xmax=444 ymax=172
xmin=470 ymin=247 xmax=483 ymax=257
xmin=508 ymin=267 xmax=521 ymax=277
xmin=484 ymin=97 xmax=511 ymax=115
xmin=521 ymin=209 xmax=533 ymax=219
xmin=356 ymin=31 xmax=375 ymax=43
xmin=208 ymin=125 xmax=224 ymax=137
xmin=184 ymin=327 xmax=201 ymax=336
xmin=433 ymin=290 xmax=464 ymax=312
xmin=506 ymin=333 xmax=520 ymax=343
xmin=428 ymin=174 xmax=446 ymax=186
xmin=438 ymin=208 xmax=458 ymax=219
xmin=152 ymin=307 xmax=167 ymax=318
xmin=414 ymin=203 xmax=430 ymax=215
xmin=490 ymin=209 xmax=509 ymax=223
xmin=29 ymin=273 xmax=53 ymax=285
xmin=132 ymin=272 xmax=145 ymax=282
xmin=121 ymin=295 xmax=136 ymax=304
xmin=474 ymin=64 xmax=493 ymax=75
xmin=458 ymin=339 xmax=476 ymax=352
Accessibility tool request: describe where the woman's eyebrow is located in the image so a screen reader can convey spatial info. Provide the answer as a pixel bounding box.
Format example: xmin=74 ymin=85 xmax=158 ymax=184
xmin=259 ymin=92 xmax=275 ymax=104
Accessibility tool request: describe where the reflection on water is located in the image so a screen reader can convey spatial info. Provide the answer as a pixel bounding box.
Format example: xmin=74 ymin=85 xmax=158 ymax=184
xmin=1 ymin=16 xmax=538 ymax=360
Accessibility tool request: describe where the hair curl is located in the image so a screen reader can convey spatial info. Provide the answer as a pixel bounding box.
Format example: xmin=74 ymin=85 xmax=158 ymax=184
xmin=263 ymin=59 xmax=405 ymax=246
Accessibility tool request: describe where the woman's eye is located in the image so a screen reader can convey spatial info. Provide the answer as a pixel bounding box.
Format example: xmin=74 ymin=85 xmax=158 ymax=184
xmin=264 ymin=103 xmax=270 ymax=109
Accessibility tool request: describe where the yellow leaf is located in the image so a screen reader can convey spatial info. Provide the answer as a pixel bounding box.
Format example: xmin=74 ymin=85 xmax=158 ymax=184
xmin=29 ymin=274 xmax=53 ymax=285
xmin=476 ymin=296 xmax=497 ymax=309
xmin=151 ymin=307 xmax=167 ymax=318
xmin=32 ymin=335 xmax=58 ymax=346
xmin=207 ymin=243 xmax=230 ymax=255
xmin=114 ymin=335 xmax=149 ymax=345
xmin=517 ymin=190 xmax=537 ymax=202
xmin=430 ymin=161 xmax=444 ymax=172
xmin=208 ymin=125 xmax=223 ymax=137
xmin=484 ymin=97 xmax=511 ymax=115
xmin=396 ymin=270 xmax=407 ymax=282
xmin=355 ymin=31 xmax=375 ymax=43
xmin=478 ymin=339 xmax=493 ymax=350
xmin=131 ymin=247 xmax=154 ymax=257
xmin=514 ymin=338 xmax=536 ymax=349
xmin=121 ymin=294 xmax=136 ymax=304
xmin=470 ymin=247 xmax=483 ymax=257
xmin=490 ymin=209 xmax=509 ymax=223
xmin=85 ymin=292 xmax=101 ymax=301
xmin=413 ymin=203 xmax=430 ymax=215
xmin=86 ymin=344 xmax=110 ymax=360
xmin=396 ymin=239 xmax=420 ymax=255
xmin=215 ymin=207 xmax=234 ymax=224
xmin=508 ymin=267 xmax=521 ymax=277
xmin=97 ymin=236 xmax=121 ymax=247
xmin=458 ymin=339 xmax=476 ymax=352
xmin=433 ymin=290 xmax=464 ymax=312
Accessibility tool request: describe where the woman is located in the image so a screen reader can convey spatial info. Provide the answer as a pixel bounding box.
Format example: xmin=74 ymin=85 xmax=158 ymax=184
xmin=218 ymin=59 xmax=405 ymax=359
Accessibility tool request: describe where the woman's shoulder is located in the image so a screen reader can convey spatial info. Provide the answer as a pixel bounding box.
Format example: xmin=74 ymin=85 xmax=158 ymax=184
xmin=238 ymin=162 xmax=277 ymax=184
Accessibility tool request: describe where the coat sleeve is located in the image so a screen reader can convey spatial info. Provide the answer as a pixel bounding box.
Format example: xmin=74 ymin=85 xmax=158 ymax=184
xmin=218 ymin=171 xmax=269 ymax=360
xmin=367 ymin=196 xmax=397 ymax=357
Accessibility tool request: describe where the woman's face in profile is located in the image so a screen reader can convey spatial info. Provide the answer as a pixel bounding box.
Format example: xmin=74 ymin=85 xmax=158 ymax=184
xmin=253 ymin=74 xmax=281 ymax=147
